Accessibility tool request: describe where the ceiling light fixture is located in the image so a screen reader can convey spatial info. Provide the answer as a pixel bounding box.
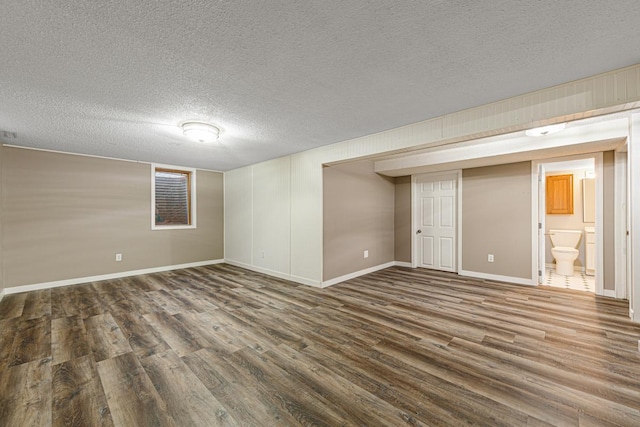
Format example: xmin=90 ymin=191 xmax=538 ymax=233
xmin=181 ymin=121 xmax=220 ymax=143
xmin=525 ymin=123 xmax=566 ymax=137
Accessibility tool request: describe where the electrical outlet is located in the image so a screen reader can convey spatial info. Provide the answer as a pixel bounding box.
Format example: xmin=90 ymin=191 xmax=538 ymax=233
xmin=115 ymin=253 xmax=122 ymax=262
xmin=487 ymin=254 xmax=494 ymax=263
xmin=364 ymin=250 xmax=369 ymax=258
xmin=261 ymin=251 xmax=265 ymax=259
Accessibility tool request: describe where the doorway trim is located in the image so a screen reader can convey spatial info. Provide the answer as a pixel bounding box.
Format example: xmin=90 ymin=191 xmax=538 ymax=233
xmin=531 ymin=152 xmax=604 ymax=295
xmin=411 ymin=170 xmax=462 ymax=272
xmin=614 ymin=147 xmax=628 ymax=300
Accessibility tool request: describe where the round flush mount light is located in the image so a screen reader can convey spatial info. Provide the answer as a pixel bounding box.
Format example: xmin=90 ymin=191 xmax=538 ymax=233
xmin=525 ymin=123 xmax=566 ymax=137
xmin=181 ymin=121 xmax=220 ymax=143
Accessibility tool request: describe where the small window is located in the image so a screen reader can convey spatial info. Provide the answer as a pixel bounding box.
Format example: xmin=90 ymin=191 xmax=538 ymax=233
xmin=152 ymin=165 xmax=196 ymax=229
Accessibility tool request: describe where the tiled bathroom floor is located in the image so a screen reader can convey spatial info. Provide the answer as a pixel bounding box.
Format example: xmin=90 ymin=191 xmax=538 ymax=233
xmin=544 ymin=268 xmax=595 ymax=293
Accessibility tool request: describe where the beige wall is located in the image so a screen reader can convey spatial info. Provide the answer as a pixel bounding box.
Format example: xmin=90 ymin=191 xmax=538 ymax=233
xmin=1 ymin=147 xmax=224 ymax=288
xmin=370 ymin=155 xmax=617 ymax=288
xmin=545 ymin=168 xmax=595 ymax=267
xmin=462 ymin=162 xmax=532 ymax=279
xmin=323 ymin=160 xmax=395 ymax=281
xmin=394 ymin=176 xmax=412 ymax=263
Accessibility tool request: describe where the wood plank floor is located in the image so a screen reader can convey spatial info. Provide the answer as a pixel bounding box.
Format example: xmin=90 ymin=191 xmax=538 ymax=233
xmin=1 ymin=264 xmax=640 ymax=426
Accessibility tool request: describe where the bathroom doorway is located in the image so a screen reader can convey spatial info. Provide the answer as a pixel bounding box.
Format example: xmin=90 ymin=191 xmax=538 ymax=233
xmin=533 ymin=153 xmax=602 ymax=294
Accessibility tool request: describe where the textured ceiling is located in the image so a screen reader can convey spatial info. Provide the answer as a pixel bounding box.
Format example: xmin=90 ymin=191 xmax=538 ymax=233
xmin=1 ymin=1 xmax=639 ymax=171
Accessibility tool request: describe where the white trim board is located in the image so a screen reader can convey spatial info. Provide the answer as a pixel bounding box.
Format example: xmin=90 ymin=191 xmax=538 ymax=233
xmin=457 ymin=170 xmax=463 ymax=275
xmin=324 ymin=263 xmax=537 ymax=289
xmin=2 ymin=259 xmax=224 ymax=295
xmin=224 ymin=259 xmax=323 ymax=288
xmin=326 ymin=264 xmax=596 ymax=289
xmin=459 ymin=270 xmax=536 ymax=286
xmin=322 ymin=261 xmax=397 ymax=288
xmin=629 ymin=113 xmax=640 ymax=323
xmin=0 ymin=289 xmax=5 ymax=303
xmin=614 ymin=150 xmax=628 ymax=300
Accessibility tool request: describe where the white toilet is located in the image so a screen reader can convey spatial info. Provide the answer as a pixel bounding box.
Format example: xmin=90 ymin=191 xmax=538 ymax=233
xmin=549 ymin=229 xmax=582 ymax=276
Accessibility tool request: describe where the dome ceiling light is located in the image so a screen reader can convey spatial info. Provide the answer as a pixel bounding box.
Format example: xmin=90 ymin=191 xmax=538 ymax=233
xmin=181 ymin=121 xmax=220 ymax=143
xmin=525 ymin=123 xmax=566 ymax=137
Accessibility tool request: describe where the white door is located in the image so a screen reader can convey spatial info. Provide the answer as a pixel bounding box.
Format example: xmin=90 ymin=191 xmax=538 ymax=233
xmin=415 ymin=173 xmax=457 ymax=272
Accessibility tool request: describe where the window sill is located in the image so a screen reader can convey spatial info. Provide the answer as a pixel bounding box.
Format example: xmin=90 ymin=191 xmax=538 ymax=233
xmin=152 ymin=224 xmax=197 ymax=231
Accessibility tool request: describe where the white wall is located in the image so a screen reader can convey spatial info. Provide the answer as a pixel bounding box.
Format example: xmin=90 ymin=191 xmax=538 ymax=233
xmin=224 ymin=167 xmax=253 ymax=265
xmin=224 ymin=64 xmax=640 ymax=286
xmin=252 ymin=157 xmax=291 ymax=275
xmin=630 ymin=113 xmax=640 ymax=321
xmin=224 ymin=157 xmax=295 ymax=281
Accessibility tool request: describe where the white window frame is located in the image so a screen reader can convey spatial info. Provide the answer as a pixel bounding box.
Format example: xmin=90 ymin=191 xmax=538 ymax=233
xmin=151 ymin=163 xmax=197 ymax=230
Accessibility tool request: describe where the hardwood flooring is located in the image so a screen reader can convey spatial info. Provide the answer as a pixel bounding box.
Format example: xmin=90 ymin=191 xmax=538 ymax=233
xmin=1 ymin=264 xmax=640 ymax=426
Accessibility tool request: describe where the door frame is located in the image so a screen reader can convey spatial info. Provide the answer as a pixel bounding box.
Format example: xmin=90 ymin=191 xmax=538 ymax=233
xmin=537 ymin=163 xmax=546 ymax=284
xmin=614 ymin=147 xmax=628 ymax=300
xmin=531 ymin=153 xmax=604 ymax=295
xmin=411 ymin=170 xmax=462 ymax=272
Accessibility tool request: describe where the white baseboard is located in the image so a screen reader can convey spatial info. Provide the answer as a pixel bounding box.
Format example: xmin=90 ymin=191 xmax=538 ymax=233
xmin=603 ymin=289 xmax=616 ymax=298
xmin=459 ymin=270 xmax=535 ymax=286
xmin=319 ymin=262 xmax=536 ymax=288
xmin=394 ymin=261 xmax=413 ymax=268
xmin=224 ymin=259 xmax=414 ymax=288
xmin=2 ymin=259 xmax=225 ymax=295
xmin=0 ymin=289 xmax=5 ymax=302
xmin=223 ymin=259 xmax=323 ymax=288
xmin=322 ymin=261 xmax=401 ymax=288
xmin=289 ymin=275 xmax=324 ymax=288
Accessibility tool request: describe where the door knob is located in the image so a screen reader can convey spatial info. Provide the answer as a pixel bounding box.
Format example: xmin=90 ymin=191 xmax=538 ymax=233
xmin=416 ymin=229 xmax=422 ymax=234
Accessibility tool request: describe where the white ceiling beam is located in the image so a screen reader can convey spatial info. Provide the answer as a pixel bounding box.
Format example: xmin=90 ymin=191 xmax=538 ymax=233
xmin=374 ymin=117 xmax=630 ymax=177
